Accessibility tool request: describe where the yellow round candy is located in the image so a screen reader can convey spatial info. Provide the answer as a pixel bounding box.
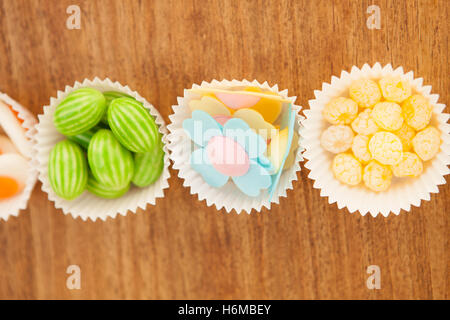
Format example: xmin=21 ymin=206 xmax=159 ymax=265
xmin=392 ymin=152 xmax=423 ymax=177
xmin=320 ymin=125 xmax=354 ymax=154
xmin=322 ymin=97 xmax=358 ymax=125
xmin=369 ymin=131 xmax=403 ymax=165
xmin=352 ymin=134 xmax=372 ymax=163
xmin=371 ymin=102 xmax=404 ymax=131
xmin=393 ymin=123 xmax=415 ymax=151
xmin=363 ymin=160 xmax=393 ymax=192
xmin=351 ymin=108 xmax=379 ymax=135
xmin=332 ymin=153 xmax=362 ymax=186
xmin=412 ymin=126 xmax=441 ymax=161
xmin=349 ymin=79 xmax=381 ymax=108
xmin=401 ymin=94 xmax=433 ymax=130
xmin=379 ymin=77 xmax=412 ymax=103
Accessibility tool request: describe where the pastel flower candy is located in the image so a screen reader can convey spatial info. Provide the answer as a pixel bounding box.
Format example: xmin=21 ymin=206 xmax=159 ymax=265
xmin=183 ymin=110 xmax=272 ymax=197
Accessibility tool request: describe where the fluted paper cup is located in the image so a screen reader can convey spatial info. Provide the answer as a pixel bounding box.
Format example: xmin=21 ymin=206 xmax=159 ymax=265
xmin=34 ymin=78 xmax=170 ymax=221
xmin=302 ymin=63 xmax=450 ymax=217
xmin=0 ymin=92 xmax=37 ymax=221
xmin=168 ymin=79 xmax=304 ymax=213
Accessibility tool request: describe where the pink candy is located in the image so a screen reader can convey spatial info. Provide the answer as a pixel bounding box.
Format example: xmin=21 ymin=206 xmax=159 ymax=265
xmin=207 ymin=136 xmax=250 ymax=176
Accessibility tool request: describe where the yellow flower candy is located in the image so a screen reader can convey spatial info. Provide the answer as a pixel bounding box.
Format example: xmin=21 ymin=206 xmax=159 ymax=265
xmin=393 ymin=123 xmax=415 ymax=151
xmin=352 ymin=134 xmax=372 ymax=163
xmin=371 ymin=102 xmax=404 ymax=131
xmin=401 ymin=94 xmax=433 ymax=130
xmin=379 ymin=77 xmax=412 ymax=103
xmin=363 ymin=160 xmax=392 ymax=192
xmin=351 ymin=108 xmax=379 ymax=135
xmin=322 ymin=97 xmax=358 ymax=125
xmin=332 ymin=153 xmax=362 ymax=186
xmin=349 ymin=79 xmax=381 ymax=108
xmin=320 ymin=125 xmax=354 ymax=154
xmin=412 ymin=126 xmax=441 ymax=161
xmin=369 ymin=131 xmax=403 ymax=165
xmin=392 ymin=152 xmax=423 ymax=177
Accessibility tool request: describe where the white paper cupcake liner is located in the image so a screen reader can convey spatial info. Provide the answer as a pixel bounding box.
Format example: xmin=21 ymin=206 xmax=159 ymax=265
xmin=167 ymin=79 xmax=304 ymax=213
xmin=301 ymin=63 xmax=450 ymax=217
xmin=0 ymin=92 xmax=37 ymax=221
xmin=34 ymin=78 xmax=170 ymax=221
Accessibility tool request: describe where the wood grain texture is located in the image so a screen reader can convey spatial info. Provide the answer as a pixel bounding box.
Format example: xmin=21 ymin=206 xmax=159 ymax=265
xmin=0 ymin=0 xmax=448 ymax=300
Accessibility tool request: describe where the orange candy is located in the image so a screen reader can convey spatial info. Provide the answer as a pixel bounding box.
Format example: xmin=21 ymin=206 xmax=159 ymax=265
xmin=0 ymin=176 xmax=20 ymax=199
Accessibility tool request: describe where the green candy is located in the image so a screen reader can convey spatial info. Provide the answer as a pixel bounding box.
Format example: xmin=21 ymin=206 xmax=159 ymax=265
xmin=101 ymin=91 xmax=134 ymax=124
xmin=132 ymin=144 xmax=165 ymax=187
xmin=108 ymin=97 xmax=159 ymax=153
xmin=86 ymin=175 xmax=130 ymax=199
xmin=88 ymin=129 xmax=134 ymax=189
xmin=48 ymin=140 xmax=88 ymax=200
xmin=67 ymin=128 xmax=96 ymax=149
xmin=54 ymin=88 xmax=106 ymax=136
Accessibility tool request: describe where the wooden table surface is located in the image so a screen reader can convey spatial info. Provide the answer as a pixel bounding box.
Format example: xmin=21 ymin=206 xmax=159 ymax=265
xmin=0 ymin=0 xmax=448 ymax=300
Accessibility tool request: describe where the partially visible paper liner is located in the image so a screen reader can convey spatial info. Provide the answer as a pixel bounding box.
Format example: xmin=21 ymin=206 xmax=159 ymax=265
xmin=34 ymin=78 xmax=170 ymax=221
xmin=301 ymin=63 xmax=450 ymax=217
xmin=0 ymin=92 xmax=37 ymax=221
xmin=168 ymin=79 xmax=304 ymax=213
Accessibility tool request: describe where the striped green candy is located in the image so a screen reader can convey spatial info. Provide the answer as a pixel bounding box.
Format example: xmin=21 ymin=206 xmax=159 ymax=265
xmin=132 ymin=142 xmax=165 ymax=187
xmin=48 ymin=140 xmax=88 ymax=200
xmin=88 ymin=129 xmax=134 ymax=189
xmin=101 ymin=91 xmax=134 ymax=124
xmin=86 ymin=175 xmax=130 ymax=199
xmin=54 ymin=88 xmax=106 ymax=136
xmin=108 ymin=97 xmax=159 ymax=153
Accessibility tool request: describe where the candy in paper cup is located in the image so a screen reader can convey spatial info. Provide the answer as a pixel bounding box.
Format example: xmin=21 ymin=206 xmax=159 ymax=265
xmin=0 ymin=92 xmax=37 ymax=221
xmin=34 ymin=78 xmax=170 ymax=221
xmin=167 ymin=79 xmax=304 ymax=213
xmin=302 ymin=63 xmax=450 ymax=217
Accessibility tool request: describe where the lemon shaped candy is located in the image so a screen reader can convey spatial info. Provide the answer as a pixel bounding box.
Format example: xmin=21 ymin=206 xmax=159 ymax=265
xmin=349 ymin=79 xmax=381 ymax=108
xmin=412 ymin=126 xmax=441 ymax=161
xmin=352 ymin=134 xmax=372 ymax=163
xmin=363 ymin=160 xmax=392 ymax=192
xmin=371 ymin=102 xmax=404 ymax=131
xmin=87 ymin=175 xmax=130 ymax=199
xmin=323 ymin=97 xmax=358 ymax=125
xmin=393 ymin=123 xmax=415 ymax=151
xmin=108 ymin=97 xmax=160 ymax=153
xmin=320 ymin=125 xmax=354 ymax=154
xmin=392 ymin=152 xmax=423 ymax=177
xmin=379 ymin=77 xmax=412 ymax=103
xmin=54 ymin=88 xmax=106 ymax=136
xmin=48 ymin=140 xmax=88 ymax=200
xmin=88 ymin=129 xmax=134 ymax=189
xmin=332 ymin=153 xmax=362 ymax=186
xmin=401 ymin=95 xmax=433 ymax=130
xmin=351 ymin=108 xmax=379 ymax=135
xmin=369 ymin=132 xmax=403 ymax=165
